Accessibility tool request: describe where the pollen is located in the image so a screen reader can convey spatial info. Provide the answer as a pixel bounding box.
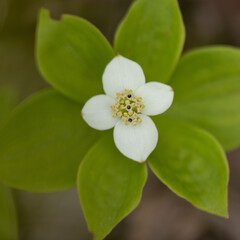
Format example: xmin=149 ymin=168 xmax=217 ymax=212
xmin=110 ymin=89 xmax=145 ymax=126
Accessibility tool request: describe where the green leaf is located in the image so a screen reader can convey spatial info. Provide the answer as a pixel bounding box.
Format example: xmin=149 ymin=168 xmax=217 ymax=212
xmin=114 ymin=0 xmax=185 ymax=83
xmin=37 ymin=9 xmax=115 ymax=103
xmin=0 ymin=87 xmax=18 ymax=123
xmin=167 ymin=46 xmax=240 ymax=151
xmin=0 ymin=184 xmax=18 ymax=240
xmin=149 ymin=116 xmax=229 ymax=217
xmin=0 ymin=89 xmax=99 ymax=192
xmin=78 ymin=134 xmax=147 ymax=240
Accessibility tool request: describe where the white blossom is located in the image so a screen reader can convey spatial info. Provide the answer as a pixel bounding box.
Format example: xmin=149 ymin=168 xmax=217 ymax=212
xmin=82 ymin=56 xmax=174 ymax=162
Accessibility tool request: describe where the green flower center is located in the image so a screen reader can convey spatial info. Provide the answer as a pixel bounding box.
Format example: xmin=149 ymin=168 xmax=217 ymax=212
xmin=110 ymin=89 xmax=145 ymax=126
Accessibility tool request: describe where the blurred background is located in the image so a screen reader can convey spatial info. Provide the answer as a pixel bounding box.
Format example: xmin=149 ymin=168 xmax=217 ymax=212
xmin=0 ymin=0 xmax=240 ymax=239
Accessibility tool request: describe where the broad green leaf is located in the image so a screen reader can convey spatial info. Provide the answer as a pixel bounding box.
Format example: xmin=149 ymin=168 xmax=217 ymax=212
xmin=0 ymin=89 xmax=99 ymax=192
xmin=167 ymin=46 xmax=240 ymax=151
xmin=78 ymin=134 xmax=147 ymax=240
xmin=0 ymin=184 xmax=18 ymax=240
xmin=0 ymin=87 xmax=17 ymax=123
xmin=37 ymin=9 xmax=115 ymax=103
xmin=149 ymin=116 xmax=229 ymax=217
xmin=114 ymin=0 xmax=185 ymax=83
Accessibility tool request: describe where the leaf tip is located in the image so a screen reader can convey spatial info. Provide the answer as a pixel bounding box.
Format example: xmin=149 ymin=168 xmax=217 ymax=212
xmin=38 ymin=8 xmax=50 ymax=20
xmin=222 ymin=209 xmax=229 ymax=219
xmin=214 ymin=206 xmax=229 ymax=219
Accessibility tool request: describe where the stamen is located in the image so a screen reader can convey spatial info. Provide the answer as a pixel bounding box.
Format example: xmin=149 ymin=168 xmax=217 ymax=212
xmin=122 ymin=117 xmax=127 ymax=122
xmin=117 ymin=112 xmax=122 ymax=117
xmin=133 ymin=113 xmax=138 ymax=118
xmin=110 ymin=89 xmax=144 ymax=126
xmin=133 ymin=121 xmax=137 ymax=126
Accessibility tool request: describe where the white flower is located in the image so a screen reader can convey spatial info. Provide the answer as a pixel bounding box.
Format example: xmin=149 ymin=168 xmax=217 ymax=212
xmin=82 ymin=56 xmax=174 ymax=162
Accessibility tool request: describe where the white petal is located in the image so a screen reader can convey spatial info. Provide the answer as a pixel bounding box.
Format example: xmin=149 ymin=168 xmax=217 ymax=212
xmin=82 ymin=95 xmax=118 ymax=130
xmin=135 ymin=82 xmax=174 ymax=116
xmin=113 ymin=115 xmax=158 ymax=162
xmin=102 ymin=55 xmax=145 ymax=97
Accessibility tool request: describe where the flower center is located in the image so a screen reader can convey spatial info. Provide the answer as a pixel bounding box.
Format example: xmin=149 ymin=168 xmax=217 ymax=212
xmin=110 ymin=89 xmax=145 ymax=126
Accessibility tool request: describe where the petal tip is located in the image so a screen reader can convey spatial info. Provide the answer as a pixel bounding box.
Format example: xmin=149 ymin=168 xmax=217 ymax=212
xmin=140 ymin=159 xmax=147 ymax=164
xmin=128 ymin=156 xmax=147 ymax=163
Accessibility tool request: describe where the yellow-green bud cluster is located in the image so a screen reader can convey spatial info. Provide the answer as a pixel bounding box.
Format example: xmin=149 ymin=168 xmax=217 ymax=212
xmin=111 ymin=89 xmax=145 ymax=126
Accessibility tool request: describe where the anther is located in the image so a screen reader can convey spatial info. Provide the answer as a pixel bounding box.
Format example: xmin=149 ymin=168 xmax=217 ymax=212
xmin=133 ymin=113 xmax=138 ymax=118
xmin=111 ymin=89 xmax=144 ymax=125
xmin=117 ymin=112 xmax=122 ymax=117
xmin=133 ymin=121 xmax=137 ymax=126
